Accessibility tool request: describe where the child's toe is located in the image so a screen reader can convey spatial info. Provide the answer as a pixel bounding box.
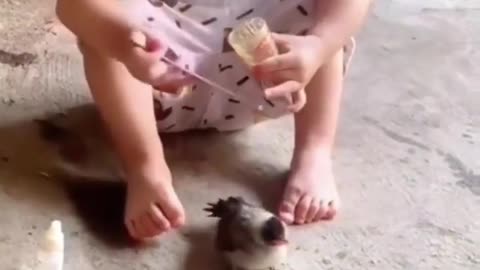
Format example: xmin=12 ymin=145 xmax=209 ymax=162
xmin=149 ymin=204 xmax=171 ymax=231
xmin=294 ymin=195 xmax=312 ymax=224
xmin=278 ymin=201 xmax=296 ymax=224
xmin=313 ymin=200 xmax=337 ymax=221
xmin=305 ymin=198 xmax=320 ymax=223
xmin=323 ymin=201 xmax=338 ymax=220
xmin=125 ymin=220 xmax=138 ymax=240
xmin=132 ymin=217 xmax=148 ymax=239
xmin=157 ymin=188 xmax=186 ymax=228
xmin=278 ymin=188 xmax=302 ymax=224
xmin=140 ymin=214 xmax=159 ymax=237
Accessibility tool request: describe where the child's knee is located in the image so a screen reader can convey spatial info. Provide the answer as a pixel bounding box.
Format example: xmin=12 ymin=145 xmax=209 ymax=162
xmin=77 ymin=39 xmax=89 ymax=56
xmin=77 ymin=39 xmax=102 ymax=60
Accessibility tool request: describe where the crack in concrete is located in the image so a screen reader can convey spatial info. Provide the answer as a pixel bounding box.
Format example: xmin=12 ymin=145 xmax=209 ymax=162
xmin=416 ymin=219 xmax=462 ymax=237
xmin=362 ymin=116 xmax=431 ymax=151
xmin=437 ymin=150 xmax=480 ymax=196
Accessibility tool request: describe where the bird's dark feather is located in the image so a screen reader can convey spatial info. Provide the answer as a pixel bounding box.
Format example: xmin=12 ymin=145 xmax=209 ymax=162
xmin=203 ymin=196 xmax=248 ymax=218
xmin=205 ymin=196 xmax=253 ymax=252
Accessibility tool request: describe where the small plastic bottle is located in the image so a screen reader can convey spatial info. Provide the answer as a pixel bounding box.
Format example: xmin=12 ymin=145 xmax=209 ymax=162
xmin=34 ymin=220 xmax=64 ymax=270
xmin=228 ymin=18 xmax=292 ymax=111
xmin=228 ymin=17 xmax=278 ymax=66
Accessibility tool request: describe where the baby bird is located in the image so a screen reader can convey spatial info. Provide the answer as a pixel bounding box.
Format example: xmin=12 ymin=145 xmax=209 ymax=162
xmin=204 ymin=197 xmax=288 ymax=270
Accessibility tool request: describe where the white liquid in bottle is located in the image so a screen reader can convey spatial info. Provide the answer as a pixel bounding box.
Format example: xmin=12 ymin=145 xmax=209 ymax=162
xmin=34 ymin=220 xmax=64 ymax=270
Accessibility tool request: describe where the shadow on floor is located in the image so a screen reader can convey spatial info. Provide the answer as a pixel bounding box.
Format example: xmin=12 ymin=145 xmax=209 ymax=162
xmin=180 ymin=226 xmax=225 ymax=270
xmin=0 ymin=118 xmax=64 ymax=210
xmin=62 ymin=179 xmax=132 ymax=248
xmin=0 ymin=103 xmax=288 ymax=249
xmin=0 ymin=108 xmax=132 ymax=249
xmin=162 ymin=130 xmax=289 ymax=212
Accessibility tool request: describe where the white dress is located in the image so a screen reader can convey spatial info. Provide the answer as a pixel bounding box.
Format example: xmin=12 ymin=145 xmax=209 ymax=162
xmin=120 ymin=0 xmax=355 ymax=132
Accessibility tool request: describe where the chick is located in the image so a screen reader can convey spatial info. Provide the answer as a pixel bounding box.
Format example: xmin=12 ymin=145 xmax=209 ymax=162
xmin=204 ymin=197 xmax=288 ymax=270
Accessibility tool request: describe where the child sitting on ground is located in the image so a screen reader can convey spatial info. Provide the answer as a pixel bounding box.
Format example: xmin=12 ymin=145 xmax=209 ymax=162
xmin=55 ymin=0 xmax=372 ymax=240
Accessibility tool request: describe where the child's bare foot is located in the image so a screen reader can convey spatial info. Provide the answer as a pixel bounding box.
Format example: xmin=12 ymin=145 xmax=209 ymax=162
xmin=125 ymin=160 xmax=185 ymax=240
xmin=278 ymin=148 xmax=339 ymax=225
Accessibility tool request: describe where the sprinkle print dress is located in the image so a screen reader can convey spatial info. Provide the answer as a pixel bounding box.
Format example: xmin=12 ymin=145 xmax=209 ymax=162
xmin=121 ymin=0 xmax=355 ymax=132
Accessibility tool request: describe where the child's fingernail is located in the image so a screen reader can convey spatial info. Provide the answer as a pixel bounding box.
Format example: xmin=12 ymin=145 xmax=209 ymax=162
xmin=130 ymin=31 xmax=147 ymax=48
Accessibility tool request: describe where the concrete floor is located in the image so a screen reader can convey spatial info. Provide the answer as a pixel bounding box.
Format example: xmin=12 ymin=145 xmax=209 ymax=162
xmin=0 ymin=0 xmax=479 ymax=269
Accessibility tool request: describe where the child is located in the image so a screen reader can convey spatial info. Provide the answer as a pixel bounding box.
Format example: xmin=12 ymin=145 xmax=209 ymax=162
xmin=55 ymin=0 xmax=372 ymax=240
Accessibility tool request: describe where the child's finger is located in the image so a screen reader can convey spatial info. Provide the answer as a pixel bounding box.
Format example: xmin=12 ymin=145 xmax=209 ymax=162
xmin=253 ymin=52 xmax=298 ymax=75
xmin=256 ymin=69 xmax=299 ymax=85
xmin=148 ymin=61 xmax=170 ymax=81
xmin=145 ymin=35 xmax=166 ymax=53
xmin=288 ymin=89 xmax=307 ymax=113
xmin=144 ymin=65 xmax=170 ymax=86
xmin=264 ymin=80 xmax=302 ymax=99
xmin=130 ymin=30 xmax=167 ymax=53
xmin=153 ymin=73 xmax=195 ymax=93
xmin=129 ymin=47 xmax=168 ymax=83
xmin=271 ymin=33 xmax=293 ymax=52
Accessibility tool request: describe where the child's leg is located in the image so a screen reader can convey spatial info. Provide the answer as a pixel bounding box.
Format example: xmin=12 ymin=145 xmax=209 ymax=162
xmin=279 ymin=49 xmax=344 ymax=225
xmin=80 ymin=42 xmax=185 ymax=239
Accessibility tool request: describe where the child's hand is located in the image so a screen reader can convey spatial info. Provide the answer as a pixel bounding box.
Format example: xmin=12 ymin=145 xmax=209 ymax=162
xmin=123 ymin=31 xmax=192 ymax=93
xmin=253 ymin=33 xmax=325 ymax=112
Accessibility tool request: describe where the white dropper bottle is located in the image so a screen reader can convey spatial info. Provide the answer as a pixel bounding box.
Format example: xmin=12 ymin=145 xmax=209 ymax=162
xmin=34 ymin=220 xmax=64 ymax=270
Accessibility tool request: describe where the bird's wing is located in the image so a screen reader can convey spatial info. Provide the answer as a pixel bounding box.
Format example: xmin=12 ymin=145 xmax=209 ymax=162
xmin=216 ymin=218 xmax=236 ymax=252
xmin=216 ymin=214 xmax=253 ymax=252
